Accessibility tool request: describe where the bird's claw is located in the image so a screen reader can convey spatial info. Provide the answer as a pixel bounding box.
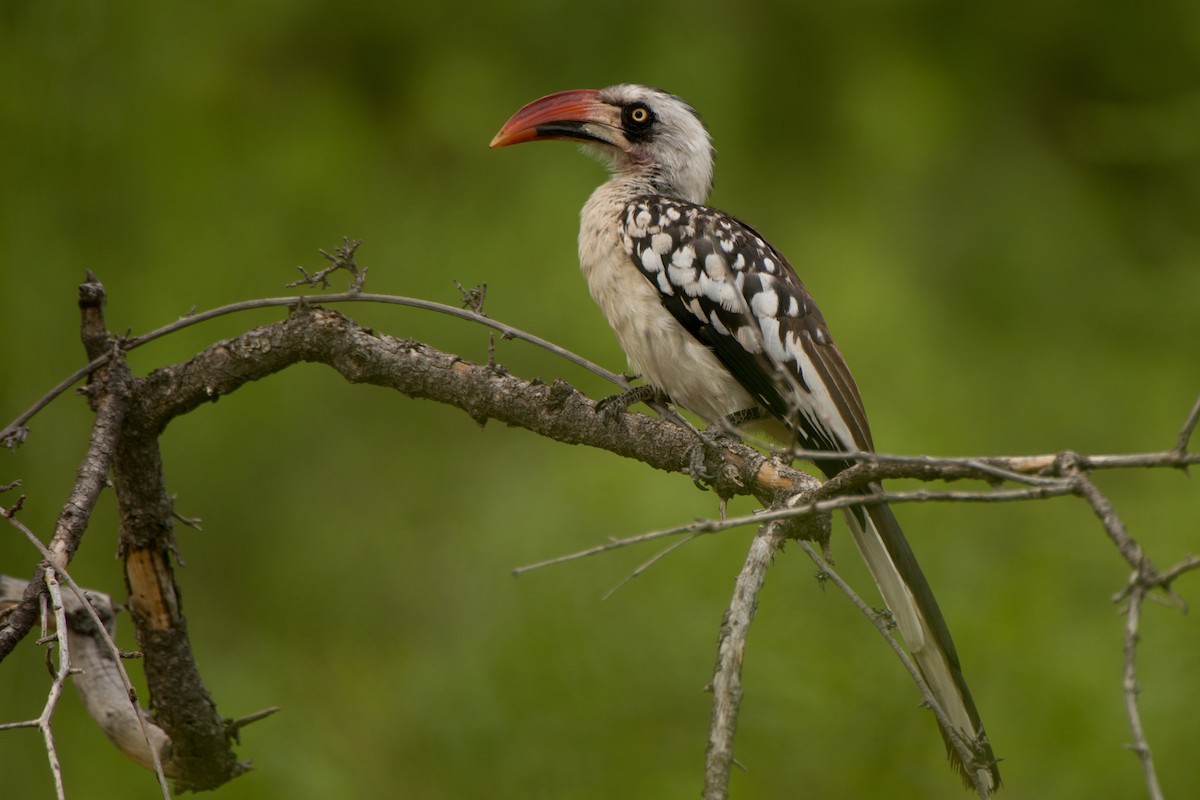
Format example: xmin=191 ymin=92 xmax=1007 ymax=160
xmin=689 ymin=408 xmax=763 ymax=490
xmin=688 ymin=422 xmax=743 ymax=489
xmin=595 ymin=385 xmax=668 ymax=422
xmin=689 ymin=438 xmax=717 ymax=487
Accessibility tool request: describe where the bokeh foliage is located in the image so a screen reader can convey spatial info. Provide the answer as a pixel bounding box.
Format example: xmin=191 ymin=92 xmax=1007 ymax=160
xmin=2 ymin=1 xmax=1198 ymax=797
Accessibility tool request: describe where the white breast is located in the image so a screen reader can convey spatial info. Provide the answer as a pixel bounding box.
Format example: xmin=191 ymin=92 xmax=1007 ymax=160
xmin=578 ymin=183 xmax=756 ymax=422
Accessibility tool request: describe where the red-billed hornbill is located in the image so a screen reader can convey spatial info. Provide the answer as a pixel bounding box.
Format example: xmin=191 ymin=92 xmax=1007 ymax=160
xmin=491 ymin=84 xmax=999 ymax=792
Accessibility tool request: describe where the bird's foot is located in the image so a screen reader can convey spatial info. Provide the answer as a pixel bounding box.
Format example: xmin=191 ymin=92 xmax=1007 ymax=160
xmin=595 ymin=385 xmax=669 ymax=423
xmin=688 ymin=407 xmax=762 ymax=489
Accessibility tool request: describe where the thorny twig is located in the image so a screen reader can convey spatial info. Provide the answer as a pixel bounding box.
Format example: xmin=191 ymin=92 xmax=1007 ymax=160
xmin=601 ymin=533 xmax=702 ymax=601
xmin=703 ymin=524 xmax=787 ymax=800
xmin=1173 ymin=393 xmax=1200 ymax=455
xmin=287 ymin=236 xmax=367 ymax=293
xmin=1122 ymin=587 xmax=1163 ymax=800
xmin=226 ymin=707 xmax=282 ymax=741
xmin=1111 ymin=548 xmax=1200 ymax=800
xmin=0 ymin=568 xmax=71 ymax=800
xmin=2 ymin=508 xmax=174 ymax=799
xmin=454 ymin=280 xmax=488 ymax=315
xmin=454 ymin=280 xmax=501 ymax=368
xmin=0 ymin=353 xmax=129 ymax=662
xmin=513 ymin=481 xmax=1077 ymax=575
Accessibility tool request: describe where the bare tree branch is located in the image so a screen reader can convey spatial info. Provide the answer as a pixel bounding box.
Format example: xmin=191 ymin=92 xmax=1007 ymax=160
xmin=703 ymin=523 xmax=788 ymax=800
xmin=112 ymin=389 xmax=245 ymax=791
xmin=0 ymin=569 xmax=71 ymax=799
xmin=1154 ymin=554 xmax=1200 ymax=592
xmin=285 ymin=236 xmax=367 ymax=292
xmin=3 ymin=270 xmax=1196 ymax=799
xmin=516 ymin=480 xmax=1081 ymax=576
xmin=1121 ymin=587 xmax=1164 ymax=800
xmin=3 ymin=297 xmax=817 ymax=794
xmin=0 ymin=286 xmax=631 ymax=450
xmin=783 ymin=446 xmax=1200 ymax=480
xmin=1 ymin=520 xmax=174 ymax=796
xmin=0 ymin=573 xmax=174 ymax=797
xmin=0 ymin=308 xmax=130 ymax=662
xmin=1173 ymin=391 xmax=1200 ymax=454
xmin=1064 ymin=461 xmax=1157 ymax=578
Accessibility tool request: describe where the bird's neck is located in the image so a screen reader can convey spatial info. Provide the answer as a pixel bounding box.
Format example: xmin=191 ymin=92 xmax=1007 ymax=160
xmin=604 ymin=163 xmax=708 ymax=206
xmin=595 ymin=171 xmax=660 ymax=205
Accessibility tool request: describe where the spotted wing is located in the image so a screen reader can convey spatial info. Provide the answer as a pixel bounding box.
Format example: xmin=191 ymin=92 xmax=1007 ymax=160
xmin=624 ymin=196 xmax=1000 ymax=787
xmin=621 ymin=196 xmax=873 ymax=465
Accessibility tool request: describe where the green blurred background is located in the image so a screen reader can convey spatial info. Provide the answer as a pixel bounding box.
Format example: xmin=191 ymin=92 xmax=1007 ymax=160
xmin=2 ymin=2 xmax=1198 ymax=798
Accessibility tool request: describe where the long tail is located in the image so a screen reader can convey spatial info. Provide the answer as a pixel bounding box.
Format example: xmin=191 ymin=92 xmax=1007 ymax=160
xmin=841 ymin=488 xmax=1000 ymax=792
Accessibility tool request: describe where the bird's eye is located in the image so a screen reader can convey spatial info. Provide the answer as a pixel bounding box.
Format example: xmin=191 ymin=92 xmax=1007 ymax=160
xmin=623 ymin=103 xmax=654 ymax=130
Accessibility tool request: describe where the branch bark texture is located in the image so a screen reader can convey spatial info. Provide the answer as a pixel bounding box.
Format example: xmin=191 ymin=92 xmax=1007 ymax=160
xmin=134 ymin=305 xmax=817 ymax=504
xmin=3 ymin=286 xmax=1196 ymax=799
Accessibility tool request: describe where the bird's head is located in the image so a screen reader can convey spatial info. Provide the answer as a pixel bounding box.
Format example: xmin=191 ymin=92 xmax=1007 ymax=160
xmin=490 ymin=84 xmax=714 ymax=204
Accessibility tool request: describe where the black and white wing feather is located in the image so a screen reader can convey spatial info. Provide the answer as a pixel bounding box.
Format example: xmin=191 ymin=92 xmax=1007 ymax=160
xmin=621 ymin=195 xmax=871 ymax=466
xmin=620 ymin=195 xmax=999 ymax=790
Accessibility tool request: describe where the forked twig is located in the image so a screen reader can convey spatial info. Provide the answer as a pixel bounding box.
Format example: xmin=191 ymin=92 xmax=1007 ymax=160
xmin=1 ymin=513 xmax=172 ymax=798
xmin=601 ymin=533 xmax=702 ymax=600
xmin=514 ymin=481 xmax=1076 ymax=576
xmin=0 ymin=569 xmax=71 ymax=800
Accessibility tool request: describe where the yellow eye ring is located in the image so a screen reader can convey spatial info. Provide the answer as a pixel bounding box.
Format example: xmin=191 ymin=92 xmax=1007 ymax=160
xmin=624 ymin=104 xmax=653 ymax=130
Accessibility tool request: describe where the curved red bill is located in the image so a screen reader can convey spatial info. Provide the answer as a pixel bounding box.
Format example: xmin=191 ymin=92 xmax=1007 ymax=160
xmin=489 ymin=89 xmax=604 ymax=148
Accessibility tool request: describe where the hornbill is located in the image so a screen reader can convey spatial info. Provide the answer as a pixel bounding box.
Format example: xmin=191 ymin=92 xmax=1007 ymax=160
xmin=491 ymin=83 xmax=999 ymax=792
